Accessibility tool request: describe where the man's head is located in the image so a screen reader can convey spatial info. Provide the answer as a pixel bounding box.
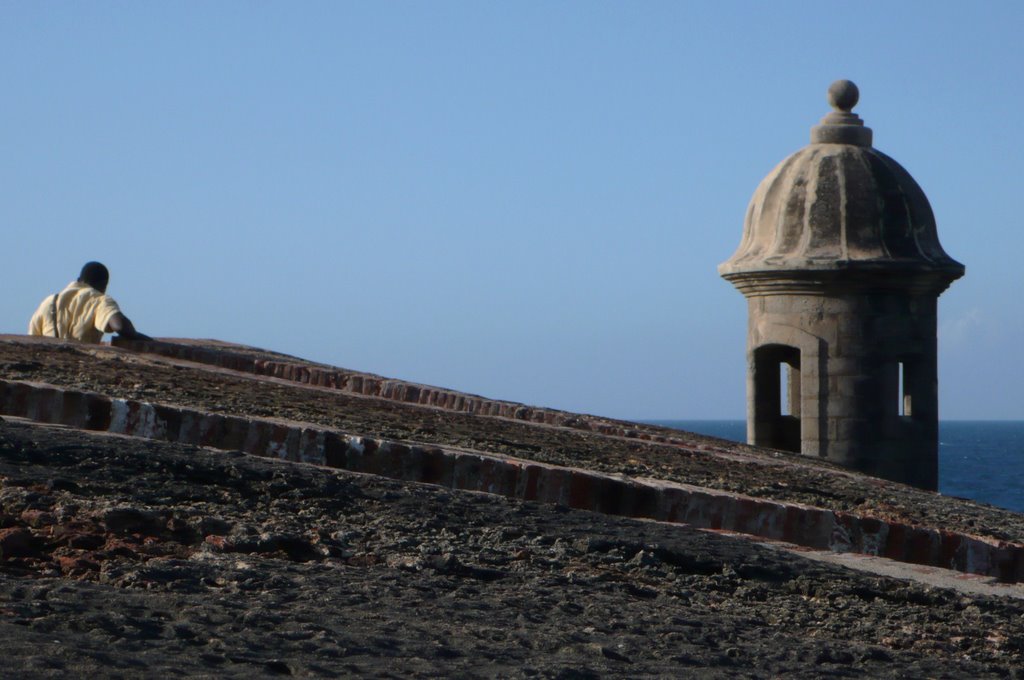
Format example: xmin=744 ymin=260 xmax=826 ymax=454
xmin=78 ymin=261 xmax=109 ymax=293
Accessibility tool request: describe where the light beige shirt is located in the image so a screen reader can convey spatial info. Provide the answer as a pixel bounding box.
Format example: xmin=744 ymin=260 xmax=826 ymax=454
xmin=28 ymin=281 xmax=121 ymax=343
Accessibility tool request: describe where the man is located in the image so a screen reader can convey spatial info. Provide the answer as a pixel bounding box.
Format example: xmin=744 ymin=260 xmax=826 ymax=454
xmin=28 ymin=262 xmax=148 ymax=343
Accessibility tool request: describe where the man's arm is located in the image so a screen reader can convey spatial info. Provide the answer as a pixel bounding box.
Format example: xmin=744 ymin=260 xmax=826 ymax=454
xmin=107 ymin=312 xmax=151 ymax=341
xmin=28 ymin=308 xmax=44 ymax=336
xmin=28 ymin=296 xmax=50 ymax=336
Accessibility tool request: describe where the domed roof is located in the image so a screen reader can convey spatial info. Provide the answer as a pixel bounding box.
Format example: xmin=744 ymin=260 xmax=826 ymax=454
xmin=719 ymin=80 xmax=964 ymax=293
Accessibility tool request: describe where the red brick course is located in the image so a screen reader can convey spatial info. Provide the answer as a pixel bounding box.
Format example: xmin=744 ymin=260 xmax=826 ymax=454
xmin=110 ymin=337 xmax=731 ymax=452
xmin=3 ymin=377 xmax=1022 ymax=582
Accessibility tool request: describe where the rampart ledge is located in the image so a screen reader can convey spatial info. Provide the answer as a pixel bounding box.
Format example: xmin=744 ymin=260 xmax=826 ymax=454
xmin=4 ymin=336 xmax=1024 ymax=677
xmin=2 ymin=336 xmax=1024 ymax=582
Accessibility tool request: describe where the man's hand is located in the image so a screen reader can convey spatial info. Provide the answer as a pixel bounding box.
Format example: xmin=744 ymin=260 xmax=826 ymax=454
xmin=108 ymin=312 xmax=151 ymax=341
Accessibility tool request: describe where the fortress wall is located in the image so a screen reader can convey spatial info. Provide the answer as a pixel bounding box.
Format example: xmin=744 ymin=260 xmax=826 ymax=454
xmin=110 ymin=338 xmax=717 ymax=451
xmin=2 ymin=377 xmax=1021 ymax=583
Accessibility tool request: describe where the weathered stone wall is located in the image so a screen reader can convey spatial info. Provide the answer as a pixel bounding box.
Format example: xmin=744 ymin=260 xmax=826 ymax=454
xmin=746 ymin=290 xmax=939 ymax=489
xmin=3 ymin=375 xmax=1024 ymax=583
xmin=110 ymin=337 xmax=720 ymax=450
xmin=720 ymin=81 xmax=963 ymax=491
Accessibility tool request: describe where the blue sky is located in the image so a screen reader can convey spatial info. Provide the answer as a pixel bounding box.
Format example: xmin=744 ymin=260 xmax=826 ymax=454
xmin=3 ymin=2 xmax=1022 ymax=420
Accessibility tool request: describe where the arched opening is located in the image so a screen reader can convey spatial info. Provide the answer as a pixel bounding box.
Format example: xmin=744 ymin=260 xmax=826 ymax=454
xmin=894 ymin=357 xmax=918 ymax=418
xmin=752 ymin=344 xmax=801 ymax=452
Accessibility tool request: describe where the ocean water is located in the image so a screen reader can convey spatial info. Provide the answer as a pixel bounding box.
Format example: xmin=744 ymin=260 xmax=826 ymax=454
xmin=647 ymin=420 xmax=1024 ymax=514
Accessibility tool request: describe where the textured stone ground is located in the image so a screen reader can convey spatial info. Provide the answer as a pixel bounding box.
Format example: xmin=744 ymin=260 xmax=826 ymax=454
xmin=4 ymin=338 xmax=1024 ymax=678
xmin=2 ymin=339 xmax=1023 ymax=544
xmin=3 ymin=418 xmax=1024 ymax=679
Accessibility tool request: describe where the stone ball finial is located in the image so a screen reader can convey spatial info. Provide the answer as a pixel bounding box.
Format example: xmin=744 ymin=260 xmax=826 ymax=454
xmin=811 ymin=79 xmax=871 ymax=146
xmin=827 ymin=80 xmax=859 ymax=112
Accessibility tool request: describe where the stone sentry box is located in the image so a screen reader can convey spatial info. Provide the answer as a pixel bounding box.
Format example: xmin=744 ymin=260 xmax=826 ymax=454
xmin=719 ymin=80 xmax=964 ymax=490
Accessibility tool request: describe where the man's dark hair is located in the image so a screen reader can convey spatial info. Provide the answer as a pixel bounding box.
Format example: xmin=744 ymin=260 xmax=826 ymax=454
xmin=79 ymin=261 xmax=109 ymax=292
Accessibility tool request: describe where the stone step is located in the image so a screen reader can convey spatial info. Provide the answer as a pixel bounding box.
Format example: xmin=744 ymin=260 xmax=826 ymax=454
xmin=110 ymin=337 xmax=742 ymax=453
xmin=2 ymin=377 xmax=1021 ymax=583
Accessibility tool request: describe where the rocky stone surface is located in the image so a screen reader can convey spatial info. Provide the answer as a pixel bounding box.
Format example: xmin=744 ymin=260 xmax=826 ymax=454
xmin=3 ymin=418 xmax=1024 ymax=678
xmin=2 ymin=339 xmax=1023 ymax=544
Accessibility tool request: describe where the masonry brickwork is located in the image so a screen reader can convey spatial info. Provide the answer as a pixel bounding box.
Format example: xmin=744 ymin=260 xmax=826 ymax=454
xmin=3 ymin=338 xmax=1022 ymax=583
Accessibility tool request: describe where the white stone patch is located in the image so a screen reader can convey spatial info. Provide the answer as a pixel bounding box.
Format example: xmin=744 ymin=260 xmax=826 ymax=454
xmin=242 ymin=422 xmax=262 ymax=453
xmin=859 ymin=522 xmax=889 ymax=557
xmin=314 ymin=430 xmax=327 ymax=463
xmin=268 ymin=435 xmax=290 ymax=460
xmin=109 ymin=399 xmax=130 ymax=434
xmin=962 ymin=537 xmax=994 ymax=575
xmin=829 ymin=520 xmax=853 ymax=553
xmin=134 ymin=403 xmax=167 ymax=440
xmin=750 ymin=503 xmax=784 ymax=540
xmin=298 ymin=429 xmax=326 ymax=464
